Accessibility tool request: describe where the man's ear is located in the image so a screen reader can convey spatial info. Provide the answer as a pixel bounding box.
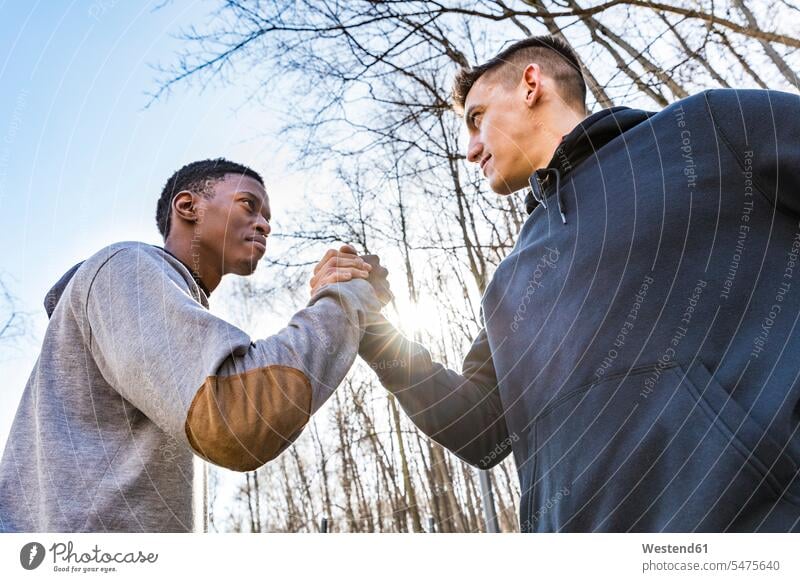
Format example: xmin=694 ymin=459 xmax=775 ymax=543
xmin=172 ymin=191 xmax=200 ymax=225
xmin=522 ymin=63 xmax=542 ymax=108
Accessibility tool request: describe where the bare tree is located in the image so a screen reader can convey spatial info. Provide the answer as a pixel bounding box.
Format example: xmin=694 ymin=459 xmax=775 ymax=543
xmin=0 ymin=275 xmax=29 ymax=347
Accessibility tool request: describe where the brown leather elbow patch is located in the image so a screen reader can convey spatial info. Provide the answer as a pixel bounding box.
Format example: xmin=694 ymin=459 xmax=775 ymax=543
xmin=185 ymin=365 xmax=312 ymax=472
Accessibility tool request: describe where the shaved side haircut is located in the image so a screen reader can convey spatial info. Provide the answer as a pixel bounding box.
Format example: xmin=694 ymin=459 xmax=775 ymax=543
xmin=452 ymin=35 xmax=587 ymax=115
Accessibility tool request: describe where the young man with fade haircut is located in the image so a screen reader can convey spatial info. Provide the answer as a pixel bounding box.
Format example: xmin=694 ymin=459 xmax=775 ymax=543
xmin=359 ymin=35 xmax=800 ymax=532
xmin=0 ymin=158 xmax=388 ymax=532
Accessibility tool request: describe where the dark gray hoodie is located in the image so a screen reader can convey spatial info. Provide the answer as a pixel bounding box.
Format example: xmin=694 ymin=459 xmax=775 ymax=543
xmin=361 ymin=89 xmax=800 ymax=532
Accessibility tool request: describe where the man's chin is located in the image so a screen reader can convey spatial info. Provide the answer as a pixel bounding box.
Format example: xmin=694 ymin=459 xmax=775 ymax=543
xmin=234 ymin=257 xmax=261 ymax=276
xmin=488 ymin=176 xmax=520 ymax=196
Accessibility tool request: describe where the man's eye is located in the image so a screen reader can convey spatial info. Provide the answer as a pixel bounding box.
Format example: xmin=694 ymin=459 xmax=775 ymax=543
xmin=471 ymin=112 xmax=481 ymax=128
xmin=244 ymin=199 xmax=255 ymax=211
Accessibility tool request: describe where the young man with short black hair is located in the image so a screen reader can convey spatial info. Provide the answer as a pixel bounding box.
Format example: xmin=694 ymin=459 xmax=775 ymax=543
xmin=360 ymin=35 xmax=800 ymax=532
xmin=0 ymin=158 xmax=383 ymax=532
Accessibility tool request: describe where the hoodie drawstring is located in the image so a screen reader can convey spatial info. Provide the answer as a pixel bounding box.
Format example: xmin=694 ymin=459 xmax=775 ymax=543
xmin=529 ymin=168 xmax=566 ymax=224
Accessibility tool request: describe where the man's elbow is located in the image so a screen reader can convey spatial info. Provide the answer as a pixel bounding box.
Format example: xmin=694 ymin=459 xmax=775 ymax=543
xmin=426 ymin=420 xmax=513 ymax=470
xmin=446 ymin=442 xmax=511 ymax=471
xmin=184 ymin=365 xmax=312 ymax=472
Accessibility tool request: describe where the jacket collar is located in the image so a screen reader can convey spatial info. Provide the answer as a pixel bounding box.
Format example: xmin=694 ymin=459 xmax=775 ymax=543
xmin=524 ymin=106 xmax=655 ymax=215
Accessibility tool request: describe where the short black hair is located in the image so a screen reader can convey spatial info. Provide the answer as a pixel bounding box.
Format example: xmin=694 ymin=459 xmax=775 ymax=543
xmin=155 ymin=158 xmax=264 ymax=239
xmin=452 ymin=35 xmax=586 ymax=114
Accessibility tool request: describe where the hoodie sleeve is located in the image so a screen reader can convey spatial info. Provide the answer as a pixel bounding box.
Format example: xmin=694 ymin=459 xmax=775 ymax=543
xmin=359 ymin=314 xmax=510 ymax=468
xmin=83 ymin=245 xmax=380 ymax=472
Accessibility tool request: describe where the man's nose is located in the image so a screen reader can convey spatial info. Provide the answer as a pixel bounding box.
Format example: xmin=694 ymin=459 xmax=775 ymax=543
xmin=467 ymin=136 xmax=483 ymax=164
xmin=255 ymin=217 xmax=271 ymax=236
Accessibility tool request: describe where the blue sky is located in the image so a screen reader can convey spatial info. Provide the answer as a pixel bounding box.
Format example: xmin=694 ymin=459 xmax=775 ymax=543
xmin=0 ymin=1 xmax=306 ymax=447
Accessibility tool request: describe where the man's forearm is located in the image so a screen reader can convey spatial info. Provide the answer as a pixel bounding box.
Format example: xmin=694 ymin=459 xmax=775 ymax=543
xmin=186 ymin=279 xmax=381 ymax=471
xmin=360 ymin=316 xmax=511 ymax=468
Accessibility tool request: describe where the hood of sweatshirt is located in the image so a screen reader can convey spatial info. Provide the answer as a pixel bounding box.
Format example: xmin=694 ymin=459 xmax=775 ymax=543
xmin=43 ymin=261 xmax=84 ymax=318
xmin=525 ymin=106 xmax=655 ymax=218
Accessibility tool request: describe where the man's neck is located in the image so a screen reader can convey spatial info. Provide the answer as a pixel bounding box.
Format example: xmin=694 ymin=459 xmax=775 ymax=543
xmin=533 ymin=104 xmax=587 ymax=170
xmin=554 ymin=108 xmax=588 ymax=140
xmin=163 ymin=237 xmax=220 ymax=295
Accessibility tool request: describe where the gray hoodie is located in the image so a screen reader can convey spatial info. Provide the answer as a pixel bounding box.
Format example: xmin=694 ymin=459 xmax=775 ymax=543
xmin=0 ymin=241 xmax=379 ymax=532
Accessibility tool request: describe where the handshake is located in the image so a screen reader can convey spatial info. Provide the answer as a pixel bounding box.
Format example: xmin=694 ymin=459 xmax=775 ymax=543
xmin=309 ymin=244 xmax=393 ymax=305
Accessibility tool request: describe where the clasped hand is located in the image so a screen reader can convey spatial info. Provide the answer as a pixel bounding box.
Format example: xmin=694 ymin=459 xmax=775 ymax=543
xmin=309 ymin=244 xmax=393 ymax=305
